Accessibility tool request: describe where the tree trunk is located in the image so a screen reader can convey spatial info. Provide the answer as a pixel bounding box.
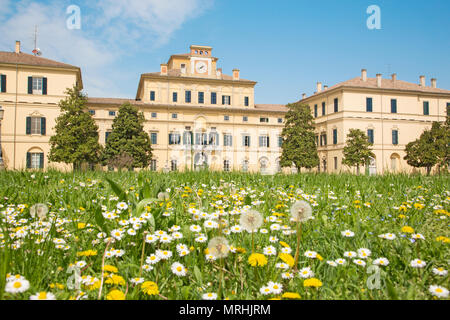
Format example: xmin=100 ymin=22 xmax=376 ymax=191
xmin=426 ymin=166 xmax=431 ymax=176
xmin=357 ymin=165 xmax=360 ymax=175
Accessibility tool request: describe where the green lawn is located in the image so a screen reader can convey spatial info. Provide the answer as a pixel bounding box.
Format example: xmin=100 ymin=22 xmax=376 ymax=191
xmin=0 ymin=170 xmax=449 ymax=300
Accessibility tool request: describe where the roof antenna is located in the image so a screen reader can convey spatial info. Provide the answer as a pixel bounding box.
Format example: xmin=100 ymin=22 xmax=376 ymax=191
xmin=32 ymin=25 xmax=42 ymax=56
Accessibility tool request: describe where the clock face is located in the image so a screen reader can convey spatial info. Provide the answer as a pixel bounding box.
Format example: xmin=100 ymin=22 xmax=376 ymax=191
xmin=196 ymin=61 xmax=207 ymax=74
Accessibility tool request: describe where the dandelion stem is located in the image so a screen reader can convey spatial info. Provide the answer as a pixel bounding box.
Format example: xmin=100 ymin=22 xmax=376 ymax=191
xmin=139 ymin=232 xmax=148 ymax=278
xmin=98 ymin=238 xmax=113 ymax=300
xmin=293 ymin=222 xmax=302 ymax=273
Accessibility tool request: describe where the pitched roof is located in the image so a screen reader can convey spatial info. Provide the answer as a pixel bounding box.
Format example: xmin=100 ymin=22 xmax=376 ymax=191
xmin=141 ymin=69 xmax=256 ymax=83
xmin=87 ymin=98 xmax=287 ymax=113
xmin=255 ymin=104 xmax=288 ymax=112
xmin=0 ymin=51 xmax=80 ymax=69
xmin=302 ymin=76 xmax=450 ymax=101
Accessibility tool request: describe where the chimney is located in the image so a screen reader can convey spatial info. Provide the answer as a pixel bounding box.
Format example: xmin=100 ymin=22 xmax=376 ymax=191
xmin=420 ymin=75 xmax=425 ymax=87
xmin=232 ymin=69 xmax=240 ymax=80
xmin=361 ymin=69 xmax=367 ymax=82
xmin=376 ymin=74 xmax=382 ymax=88
xmin=15 ymin=41 xmax=21 ymax=53
xmin=391 ymin=73 xmax=397 ymax=82
xmin=431 ymin=78 xmax=437 ymax=88
xmin=324 ymin=85 xmax=328 ymax=90
xmin=160 ymin=64 xmax=168 ymax=76
xmin=302 ymin=93 xmax=307 ymax=100
xmin=316 ymin=82 xmax=322 ymax=93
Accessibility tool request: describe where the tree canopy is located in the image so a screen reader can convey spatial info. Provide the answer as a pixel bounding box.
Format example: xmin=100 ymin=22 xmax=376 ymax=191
xmin=49 ymin=86 xmax=102 ymax=170
xmin=280 ymin=103 xmax=319 ymax=172
xmin=342 ymin=129 xmax=375 ymax=174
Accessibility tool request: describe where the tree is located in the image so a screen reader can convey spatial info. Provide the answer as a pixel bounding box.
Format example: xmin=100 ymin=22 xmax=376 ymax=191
xmin=49 ymin=86 xmax=102 ymax=170
xmin=280 ymin=103 xmax=319 ymax=172
xmin=342 ymin=129 xmax=375 ymax=174
xmin=103 ymin=103 xmax=152 ymax=169
xmin=404 ymin=129 xmax=439 ymax=175
xmin=430 ymin=122 xmax=450 ymax=173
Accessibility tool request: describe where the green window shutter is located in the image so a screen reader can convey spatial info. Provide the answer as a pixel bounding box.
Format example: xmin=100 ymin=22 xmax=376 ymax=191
xmin=41 ymin=117 xmax=46 ymax=135
xmin=39 ymin=153 xmax=44 ymax=169
xmin=28 ymin=77 xmax=33 ymax=94
xmin=42 ymin=77 xmax=47 ymax=95
xmin=26 ymin=117 xmax=31 ymax=135
xmin=26 ymin=152 xmax=31 ymax=169
xmin=1 ymin=74 xmax=6 ymax=93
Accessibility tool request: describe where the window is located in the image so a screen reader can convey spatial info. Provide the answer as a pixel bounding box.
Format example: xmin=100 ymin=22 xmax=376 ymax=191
xmin=28 ymin=77 xmax=46 ymax=95
xmin=243 ymin=135 xmax=251 ymax=147
xmin=173 ymin=92 xmax=178 ymax=103
xmin=109 ymin=111 xmax=116 ymax=117
xmin=243 ymin=116 xmax=248 ymax=122
xmin=224 ymin=134 xmax=233 ymax=147
xmin=183 ymin=131 xmax=193 ymax=145
xmin=198 ymin=92 xmax=204 ymax=104
xmin=392 ymin=130 xmax=399 ymax=145
xmin=223 ymin=160 xmax=230 ymax=172
xmin=32 ymin=77 xmax=43 ymax=94
xmin=222 ymin=95 xmax=231 ymax=105
xmin=315 ymin=135 xmax=319 ymax=146
xmin=423 ymin=101 xmax=429 ymax=115
xmin=105 ymin=131 xmax=111 ymax=144
xmin=367 ymin=129 xmax=374 ymax=144
xmin=334 ymin=98 xmax=338 ymax=113
xmin=150 ymin=160 xmax=157 ymax=171
xmin=260 ymin=117 xmax=269 ymax=123
xmin=26 ymin=117 xmax=46 ymax=135
xmin=169 ymin=133 xmax=181 ymax=145
xmin=278 ymin=136 xmax=283 ymax=148
xmin=259 ymin=136 xmax=270 ymax=148
xmin=0 ymin=74 xmax=6 ymax=93
xmin=171 ymin=160 xmax=177 ymax=172
xmin=151 ymin=132 xmax=158 ymax=145
xmin=172 ymin=113 xmax=178 ymax=119
xmin=391 ymin=99 xmax=397 ymax=113
xmin=333 ymin=129 xmax=337 ymax=145
xmin=278 ymin=118 xmax=283 ymax=123
xmin=244 ymin=97 xmax=249 ymax=107
xmin=211 ymin=92 xmax=217 ymax=104
xmin=27 ymin=152 xmax=44 ymax=169
xmin=334 ymin=157 xmax=338 ymax=170
xmin=447 ymin=103 xmax=450 ymax=116
xmin=185 ymin=90 xmax=191 ymax=103
xmin=181 ymin=64 xmax=186 ymax=73
xmin=314 ymin=105 xmax=318 ymax=118
xmin=209 ymin=131 xmax=219 ymax=146
xmin=224 ymin=115 xmax=230 ymax=121
xmin=195 ymin=133 xmax=208 ymax=145
xmin=150 ymin=91 xmax=155 ymax=101
xmin=151 ymin=112 xmax=157 ymax=118
xmin=88 ymin=110 xmax=95 ymax=116
xmin=320 ymin=133 xmax=327 ymax=146
xmin=242 ymin=160 xmax=249 ymax=172
xmin=322 ymin=102 xmax=326 ymax=116
xmin=366 ymin=97 xmax=373 ymax=112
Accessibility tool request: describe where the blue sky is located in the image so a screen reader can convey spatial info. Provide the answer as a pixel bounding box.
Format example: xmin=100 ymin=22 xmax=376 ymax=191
xmin=1 ymin=0 xmax=449 ymax=104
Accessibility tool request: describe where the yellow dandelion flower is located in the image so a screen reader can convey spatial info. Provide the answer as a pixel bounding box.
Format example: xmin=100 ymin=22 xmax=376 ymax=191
xmin=401 ymin=226 xmax=414 ymax=234
xmin=103 ymin=265 xmax=118 ymax=273
xmin=278 ymin=253 xmax=295 ymax=267
xmin=316 ymin=254 xmax=324 ymax=261
xmin=77 ymin=223 xmax=86 ymax=229
xmin=105 ymin=274 xmax=125 ymax=286
xmin=279 ymin=241 xmax=290 ymax=248
xmin=436 ymin=236 xmax=450 ymax=243
xmin=282 ymin=292 xmax=301 ymax=299
xmin=106 ymin=289 xmax=125 ymax=300
xmin=398 ymin=214 xmax=407 ymax=219
xmin=248 ymin=253 xmax=268 ymax=267
xmin=303 ymin=278 xmax=323 ymax=288
xmin=141 ymin=281 xmax=159 ymax=296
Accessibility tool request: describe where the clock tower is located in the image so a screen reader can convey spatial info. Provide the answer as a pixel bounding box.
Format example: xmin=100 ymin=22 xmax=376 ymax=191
xmin=189 ymin=45 xmax=213 ymax=77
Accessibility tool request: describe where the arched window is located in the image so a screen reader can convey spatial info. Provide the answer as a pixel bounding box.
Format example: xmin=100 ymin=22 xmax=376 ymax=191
xmin=26 ymin=147 xmax=44 ymax=169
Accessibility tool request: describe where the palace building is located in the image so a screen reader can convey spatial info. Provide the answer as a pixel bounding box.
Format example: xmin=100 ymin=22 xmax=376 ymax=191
xmin=300 ymin=70 xmax=450 ymax=174
xmin=0 ymin=41 xmax=449 ymax=174
xmin=0 ymin=42 xmax=287 ymax=173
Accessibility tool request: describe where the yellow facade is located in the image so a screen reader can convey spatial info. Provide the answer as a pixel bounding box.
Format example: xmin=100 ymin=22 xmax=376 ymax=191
xmin=302 ymin=70 xmax=450 ymax=174
xmin=1 ymin=43 xmax=449 ymax=174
